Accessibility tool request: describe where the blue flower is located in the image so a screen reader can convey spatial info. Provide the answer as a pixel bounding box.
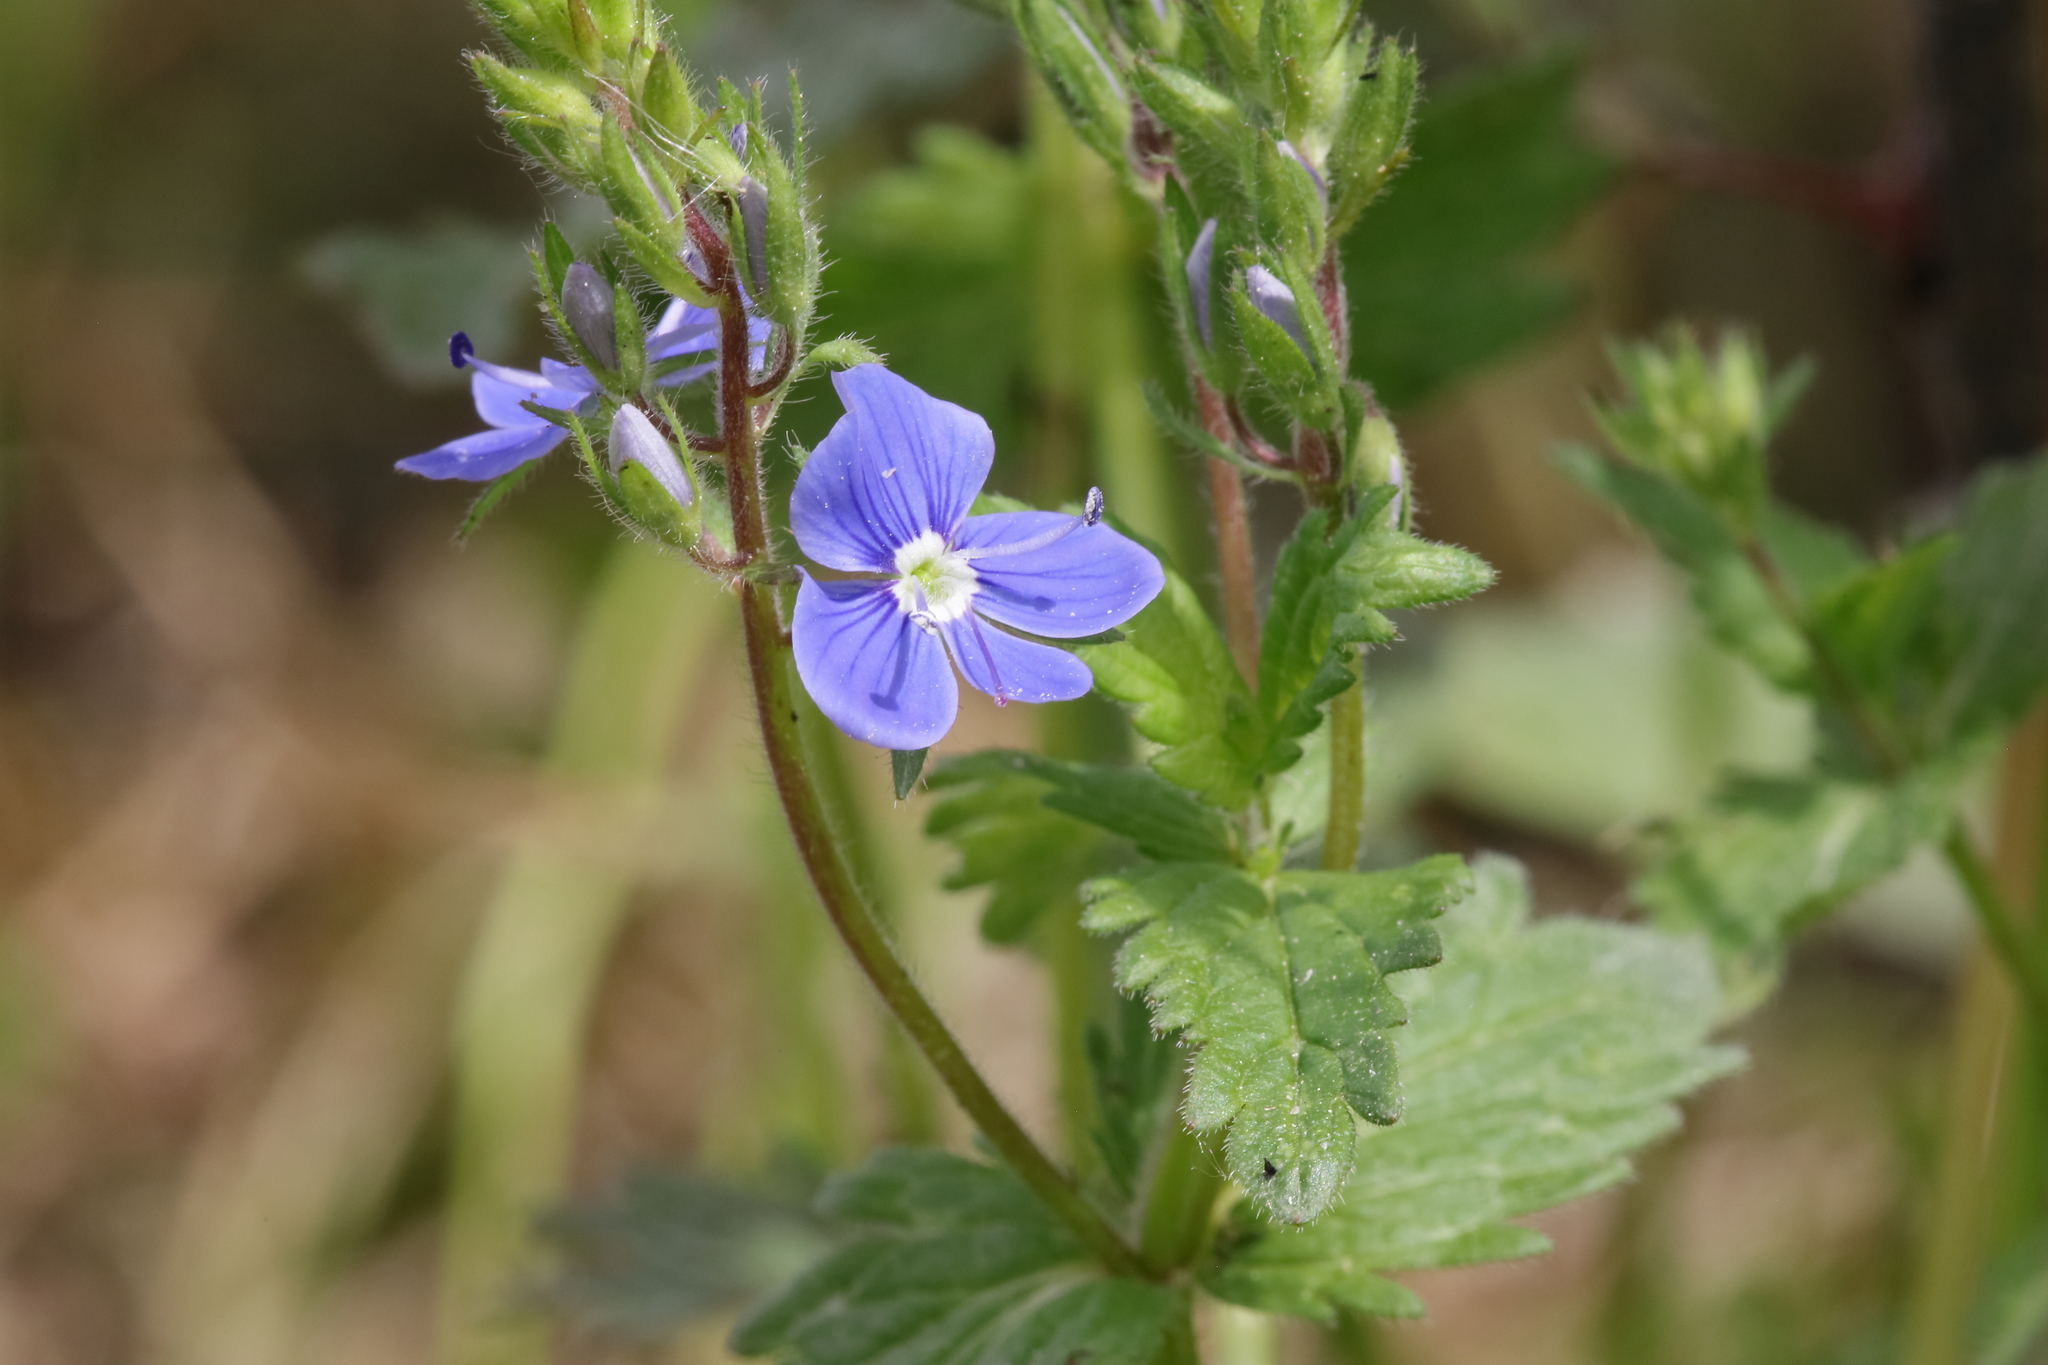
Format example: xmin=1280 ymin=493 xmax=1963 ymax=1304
xmin=790 ymin=365 xmax=1165 ymax=750
xmin=397 ymin=300 xmax=771 ymax=482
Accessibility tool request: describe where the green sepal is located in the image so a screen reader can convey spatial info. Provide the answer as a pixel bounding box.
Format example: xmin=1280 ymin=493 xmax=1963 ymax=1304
xmin=1128 ymin=59 xmax=1249 ymax=204
xmin=540 ymin=221 xmax=576 ymax=295
xmin=599 ymin=117 xmax=667 ymax=232
xmin=891 ymin=748 xmax=928 ymax=800
xmin=750 ymin=134 xmax=812 ymax=328
xmin=1229 ymin=262 xmax=1334 ymax=427
xmin=614 ymin=217 xmax=711 ymax=307
xmin=804 ymin=336 xmax=884 ymax=371
xmin=610 ymin=275 xmax=645 ymax=393
xmin=456 ymin=460 xmax=541 ymax=545
xmin=1327 ymin=39 xmax=1418 ymax=236
xmin=614 ymin=459 xmax=698 ymax=546
xmin=470 ymin=55 xmax=599 ymax=177
xmin=1013 ymin=0 xmax=1134 ymax=177
xmin=640 ymin=47 xmax=700 ymax=153
xmin=1252 ymin=135 xmax=1326 ymax=280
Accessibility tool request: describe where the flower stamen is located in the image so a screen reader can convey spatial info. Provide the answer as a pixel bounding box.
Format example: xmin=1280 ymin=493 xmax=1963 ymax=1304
xmin=962 ymin=487 xmax=1106 ymax=561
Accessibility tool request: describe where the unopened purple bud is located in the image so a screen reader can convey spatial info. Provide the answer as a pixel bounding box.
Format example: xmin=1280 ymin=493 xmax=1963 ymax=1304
xmin=562 ymin=263 xmax=619 ymax=371
xmin=736 ymin=176 xmax=770 ymax=300
xmin=450 ymin=331 xmax=475 ymax=369
xmin=1186 ymin=218 xmax=1218 ymax=347
xmin=727 ymin=123 xmax=749 ymax=159
xmin=609 ymin=404 xmax=694 ymax=509
xmin=1276 ymin=139 xmax=1327 ymax=198
xmin=1245 ymin=265 xmax=1309 ymax=353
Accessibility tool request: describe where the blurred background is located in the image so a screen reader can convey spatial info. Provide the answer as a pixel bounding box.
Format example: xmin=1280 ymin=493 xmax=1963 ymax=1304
xmin=0 ymin=0 xmax=2030 ymax=1360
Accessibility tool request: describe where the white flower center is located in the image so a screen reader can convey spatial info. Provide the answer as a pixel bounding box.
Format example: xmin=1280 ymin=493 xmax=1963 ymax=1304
xmin=892 ymin=530 xmax=979 ymax=628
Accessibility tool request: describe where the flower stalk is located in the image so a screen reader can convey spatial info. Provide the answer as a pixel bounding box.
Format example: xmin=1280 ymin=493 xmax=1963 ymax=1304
xmin=707 ymin=245 xmax=1148 ymax=1279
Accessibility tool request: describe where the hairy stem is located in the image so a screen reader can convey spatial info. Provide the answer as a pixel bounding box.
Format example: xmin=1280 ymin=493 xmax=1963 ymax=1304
xmin=712 ymin=268 xmax=1146 ymax=1278
xmin=1322 ymin=662 xmax=1365 ymax=871
xmin=1197 ymin=380 xmax=1259 ymax=689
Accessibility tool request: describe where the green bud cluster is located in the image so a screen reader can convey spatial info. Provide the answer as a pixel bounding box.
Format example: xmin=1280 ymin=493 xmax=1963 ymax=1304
xmin=1594 ymin=326 xmax=1812 ymax=534
xmin=1009 ymin=0 xmax=1421 ymax=509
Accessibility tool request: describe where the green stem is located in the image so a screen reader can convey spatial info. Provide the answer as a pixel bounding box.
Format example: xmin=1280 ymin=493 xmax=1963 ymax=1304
xmin=710 ymin=261 xmax=1147 ymax=1279
xmin=1944 ymin=822 xmax=2048 ymax=1032
xmin=1322 ymin=662 xmax=1364 ymax=871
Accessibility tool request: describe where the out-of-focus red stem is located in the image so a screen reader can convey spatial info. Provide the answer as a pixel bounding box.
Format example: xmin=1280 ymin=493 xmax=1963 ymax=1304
xmin=1197 ymin=379 xmax=1259 ymax=690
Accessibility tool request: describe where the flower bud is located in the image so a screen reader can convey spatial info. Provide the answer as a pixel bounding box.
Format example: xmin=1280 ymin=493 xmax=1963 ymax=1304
xmin=609 ymin=405 xmax=699 ymax=543
xmin=1015 ymin=0 xmax=1133 ymax=176
xmin=1185 ymin=218 xmax=1218 ymax=346
xmin=562 ymin=263 xmax=619 ymax=370
xmin=1244 ymin=265 xmax=1307 ymax=353
xmin=736 ymin=175 xmax=770 ymax=300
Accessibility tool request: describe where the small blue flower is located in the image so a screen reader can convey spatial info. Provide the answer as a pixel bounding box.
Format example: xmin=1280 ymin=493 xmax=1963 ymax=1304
xmin=397 ymin=300 xmax=770 ymax=482
xmin=790 ymin=365 xmax=1165 ymax=750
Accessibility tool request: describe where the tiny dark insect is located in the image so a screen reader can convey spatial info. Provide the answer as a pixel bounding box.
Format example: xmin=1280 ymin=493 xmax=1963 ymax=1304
xmin=1362 ymin=68 xmax=1379 ymax=81
xmin=1262 ymin=1159 xmax=1278 ymax=1179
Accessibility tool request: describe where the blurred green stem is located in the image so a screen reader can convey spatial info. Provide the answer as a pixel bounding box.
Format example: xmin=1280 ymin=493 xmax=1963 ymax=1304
xmin=437 ymin=545 xmax=717 ymax=1365
xmin=1905 ymin=709 xmax=2048 ymax=1365
xmin=711 ymin=251 xmax=1147 ymax=1278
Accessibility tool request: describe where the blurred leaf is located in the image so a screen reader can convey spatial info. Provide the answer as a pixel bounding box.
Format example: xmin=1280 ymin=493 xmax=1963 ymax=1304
xmin=1345 ymin=52 xmax=1615 ymax=411
xmin=301 ymin=219 xmax=535 ymax=388
xmin=1560 ymin=445 xmax=1817 ymax=692
xmin=930 ymin=750 xmax=1232 ymax=872
xmin=1930 ymin=454 xmax=2048 ymax=747
xmin=537 ymin=1169 xmax=829 ymax=1344
xmin=1633 ymin=765 xmax=1963 ymax=1008
xmin=1974 ymin=1231 xmax=2048 ymax=1365
xmin=1204 ymin=855 xmax=1741 ymax=1321
xmin=923 ymin=752 xmax=1108 ymax=944
xmin=729 ymin=1149 xmax=1181 ymax=1365
xmin=807 ymin=125 xmax=1030 ymax=458
xmin=1082 ymin=857 xmax=1464 ymax=1223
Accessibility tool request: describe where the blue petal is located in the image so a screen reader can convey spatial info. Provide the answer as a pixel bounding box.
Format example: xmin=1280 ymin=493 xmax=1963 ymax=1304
xmin=396 ymin=423 xmax=567 ymax=481
xmin=792 ymin=573 xmax=958 ymax=749
xmin=652 ymin=359 xmax=717 ymax=388
xmin=789 ymin=365 xmax=993 ymax=572
xmin=539 ymin=358 xmax=597 ymax=391
xmin=646 ymin=298 xmax=719 ymax=361
xmin=942 ymin=614 xmax=1094 ymax=704
xmin=951 ymin=513 xmax=1165 ymax=639
xmin=471 ymin=366 xmax=588 ymax=429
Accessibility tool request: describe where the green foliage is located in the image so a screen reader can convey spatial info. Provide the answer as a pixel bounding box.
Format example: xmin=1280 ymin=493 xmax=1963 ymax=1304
xmin=1084 ymin=995 xmax=1180 ymax=1199
xmin=729 ymin=1149 xmax=1182 ymax=1365
xmin=1925 ymin=455 xmax=2048 ymax=747
xmin=1204 ymin=856 xmax=1742 ymax=1320
xmin=536 ymin=1169 xmax=828 ymax=1345
xmin=923 ymin=752 xmax=1109 ymax=944
xmin=1078 ymin=514 xmax=1490 ymax=812
xmin=1345 ymin=54 xmax=1615 ymax=411
xmin=1082 ymin=856 xmax=1468 ymax=1222
xmin=1634 ymin=767 xmax=1965 ymax=1008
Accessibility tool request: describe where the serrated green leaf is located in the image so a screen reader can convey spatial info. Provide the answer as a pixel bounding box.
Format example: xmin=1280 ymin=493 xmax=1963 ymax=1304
xmin=1336 ymin=520 xmax=1497 ymax=611
xmin=1634 ymin=765 xmax=1965 ymax=1008
xmin=1205 ymin=855 xmax=1741 ymax=1321
xmin=924 ymin=752 xmax=1107 ymax=944
xmin=1259 ymin=509 xmax=1368 ymax=758
xmin=1084 ymin=857 xmax=1466 ymax=1223
xmin=730 ymin=1149 xmax=1180 ymax=1365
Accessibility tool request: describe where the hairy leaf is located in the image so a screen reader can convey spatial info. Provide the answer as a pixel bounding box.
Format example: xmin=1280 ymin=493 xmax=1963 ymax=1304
xmin=1205 ymin=856 xmax=1740 ymax=1321
xmin=730 ymin=1149 xmax=1181 ymax=1365
xmin=1082 ymin=856 xmax=1467 ymax=1222
xmin=923 ymin=753 xmax=1107 ymax=944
